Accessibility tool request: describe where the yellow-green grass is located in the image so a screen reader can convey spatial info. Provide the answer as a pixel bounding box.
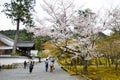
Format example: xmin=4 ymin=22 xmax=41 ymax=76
xmin=62 ymin=65 xmax=120 ymax=80
xmin=58 ymin=58 xmax=120 ymax=80
xmin=87 ymin=66 xmax=120 ymax=80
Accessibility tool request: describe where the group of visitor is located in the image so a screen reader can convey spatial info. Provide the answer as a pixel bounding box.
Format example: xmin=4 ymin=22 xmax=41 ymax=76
xmin=45 ymin=57 xmax=55 ymax=72
xmin=23 ymin=57 xmax=55 ymax=73
xmin=23 ymin=61 xmax=35 ymax=73
xmin=0 ymin=57 xmax=56 ymax=73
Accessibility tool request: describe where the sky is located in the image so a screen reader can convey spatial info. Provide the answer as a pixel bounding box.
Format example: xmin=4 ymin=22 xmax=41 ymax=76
xmin=0 ymin=0 xmax=120 ymax=31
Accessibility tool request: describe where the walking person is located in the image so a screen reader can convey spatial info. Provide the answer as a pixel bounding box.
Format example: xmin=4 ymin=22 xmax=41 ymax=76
xmin=38 ymin=57 xmax=41 ymax=63
xmin=27 ymin=62 xmax=30 ymax=69
xmin=29 ymin=61 xmax=34 ymax=73
xmin=49 ymin=60 xmax=55 ymax=72
xmin=0 ymin=63 xmax=2 ymax=71
xmin=45 ymin=59 xmax=49 ymax=72
xmin=24 ymin=61 xmax=27 ymax=69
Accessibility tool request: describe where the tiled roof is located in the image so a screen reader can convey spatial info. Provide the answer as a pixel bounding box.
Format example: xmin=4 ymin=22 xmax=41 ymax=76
xmin=0 ymin=33 xmax=34 ymax=49
xmin=0 ymin=33 xmax=14 ymax=46
xmin=16 ymin=42 xmax=34 ymax=47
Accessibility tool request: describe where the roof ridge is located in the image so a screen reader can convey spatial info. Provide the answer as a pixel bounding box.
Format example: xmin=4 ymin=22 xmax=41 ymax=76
xmin=0 ymin=33 xmax=14 ymax=46
xmin=0 ymin=33 xmax=14 ymax=42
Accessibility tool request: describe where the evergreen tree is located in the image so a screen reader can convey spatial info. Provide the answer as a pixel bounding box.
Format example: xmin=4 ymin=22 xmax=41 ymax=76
xmin=2 ymin=0 xmax=35 ymax=53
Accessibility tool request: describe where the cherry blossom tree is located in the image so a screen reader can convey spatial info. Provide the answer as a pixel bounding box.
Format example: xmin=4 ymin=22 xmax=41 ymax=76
xmin=68 ymin=8 xmax=104 ymax=72
xmin=28 ymin=0 xmax=75 ymax=52
xmin=106 ymin=8 xmax=120 ymax=33
xmin=27 ymin=0 xmax=104 ymax=72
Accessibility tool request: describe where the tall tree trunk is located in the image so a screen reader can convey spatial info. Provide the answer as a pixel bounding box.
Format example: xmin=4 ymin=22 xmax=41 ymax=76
xmin=12 ymin=19 xmax=20 ymax=54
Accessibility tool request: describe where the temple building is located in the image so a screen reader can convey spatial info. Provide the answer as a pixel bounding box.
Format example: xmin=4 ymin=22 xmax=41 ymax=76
xmin=0 ymin=33 xmax=35 ymax=56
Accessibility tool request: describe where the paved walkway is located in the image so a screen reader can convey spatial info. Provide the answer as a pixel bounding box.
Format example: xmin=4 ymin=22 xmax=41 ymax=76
xmin=0 ymin=62 xmax=80 ymax=80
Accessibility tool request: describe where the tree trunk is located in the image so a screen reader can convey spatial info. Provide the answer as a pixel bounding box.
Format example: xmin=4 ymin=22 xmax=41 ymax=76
xmin=95 ymin=58 xmax=99 ymax=67
xmin=73 ymin=59 xmax=77 ymax=74
xmin=12 ymin=19 xmax=20 ymax=54
xmin=83 ymin=60 xmax=88 ymax=72
xmin=115 ymin=57 xmax=118 ymax=70
xmin=108 ymin=56 xmax=111 ymax=67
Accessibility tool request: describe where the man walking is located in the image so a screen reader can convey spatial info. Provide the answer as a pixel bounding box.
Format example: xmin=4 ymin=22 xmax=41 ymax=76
xmin=45 ymin=59 xmax=49 ymax=72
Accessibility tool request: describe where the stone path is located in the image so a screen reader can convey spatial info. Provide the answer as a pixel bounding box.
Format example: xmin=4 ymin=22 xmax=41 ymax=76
xmin=0 ymin=61 xmax=80 ymax=80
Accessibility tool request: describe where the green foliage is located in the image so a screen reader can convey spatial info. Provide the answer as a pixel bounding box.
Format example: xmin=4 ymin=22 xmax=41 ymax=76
xmin=40 ymin=52 xmax=48 ymax=58
xmin=0 ymin=30 xmax=16 ymax=39
xmin=11 ymin=52 xmax=21 ymax=56
xmin=34 ymin=36 xmax=51 ymax=51
xmin=2 ymin=0 xmax=36 ymax=53
xmin=97 ymin=33 xmax=120 ymax=56
xmin=34 ymin=37 xmax=44 ymax=51
xmin=18 ymin=29 xmax=34 ymax=41
xmin=2 ymin=64 xmax=18 ymax=69
xmin=42 ymin=42 xmax=61 ymax=58
xmin=0 ymin=29 xmax=34 ymax=41
xmin=58 ymin=58 xmax=71 ymax=65
xmin=2 ymin=0 xmax=36 ymax=27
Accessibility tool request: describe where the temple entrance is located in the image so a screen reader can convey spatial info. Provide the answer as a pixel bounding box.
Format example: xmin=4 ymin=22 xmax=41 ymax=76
xmin=16 ymin=42 xmax=35 ymax=57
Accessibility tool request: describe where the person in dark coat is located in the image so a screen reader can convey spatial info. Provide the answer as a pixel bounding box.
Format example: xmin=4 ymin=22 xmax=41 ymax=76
xmin=0 ymin=63 xmax=2 ymax=71
xmin=29 ymin=61 xmax=34 ymax=73
xmin=24 ymin=61 xmax=27 ymax=69
xmin=45 ymin=59 xmax=49 ymax=72
xmin=38 ymin=57 xmax=41 ymax=62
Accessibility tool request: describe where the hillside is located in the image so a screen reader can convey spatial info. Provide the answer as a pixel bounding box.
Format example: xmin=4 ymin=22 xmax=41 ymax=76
xmin=0 ymin=29 xmax=33 ymax=41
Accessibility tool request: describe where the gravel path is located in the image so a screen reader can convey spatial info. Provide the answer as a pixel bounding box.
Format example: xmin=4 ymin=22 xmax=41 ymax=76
xmin=0 ymin=62 xmax=80 ymax=80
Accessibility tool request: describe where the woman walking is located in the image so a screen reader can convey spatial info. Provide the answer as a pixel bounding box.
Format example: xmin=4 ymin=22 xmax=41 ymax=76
xmin=49 ymin=59 xmax=55 ymax=72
